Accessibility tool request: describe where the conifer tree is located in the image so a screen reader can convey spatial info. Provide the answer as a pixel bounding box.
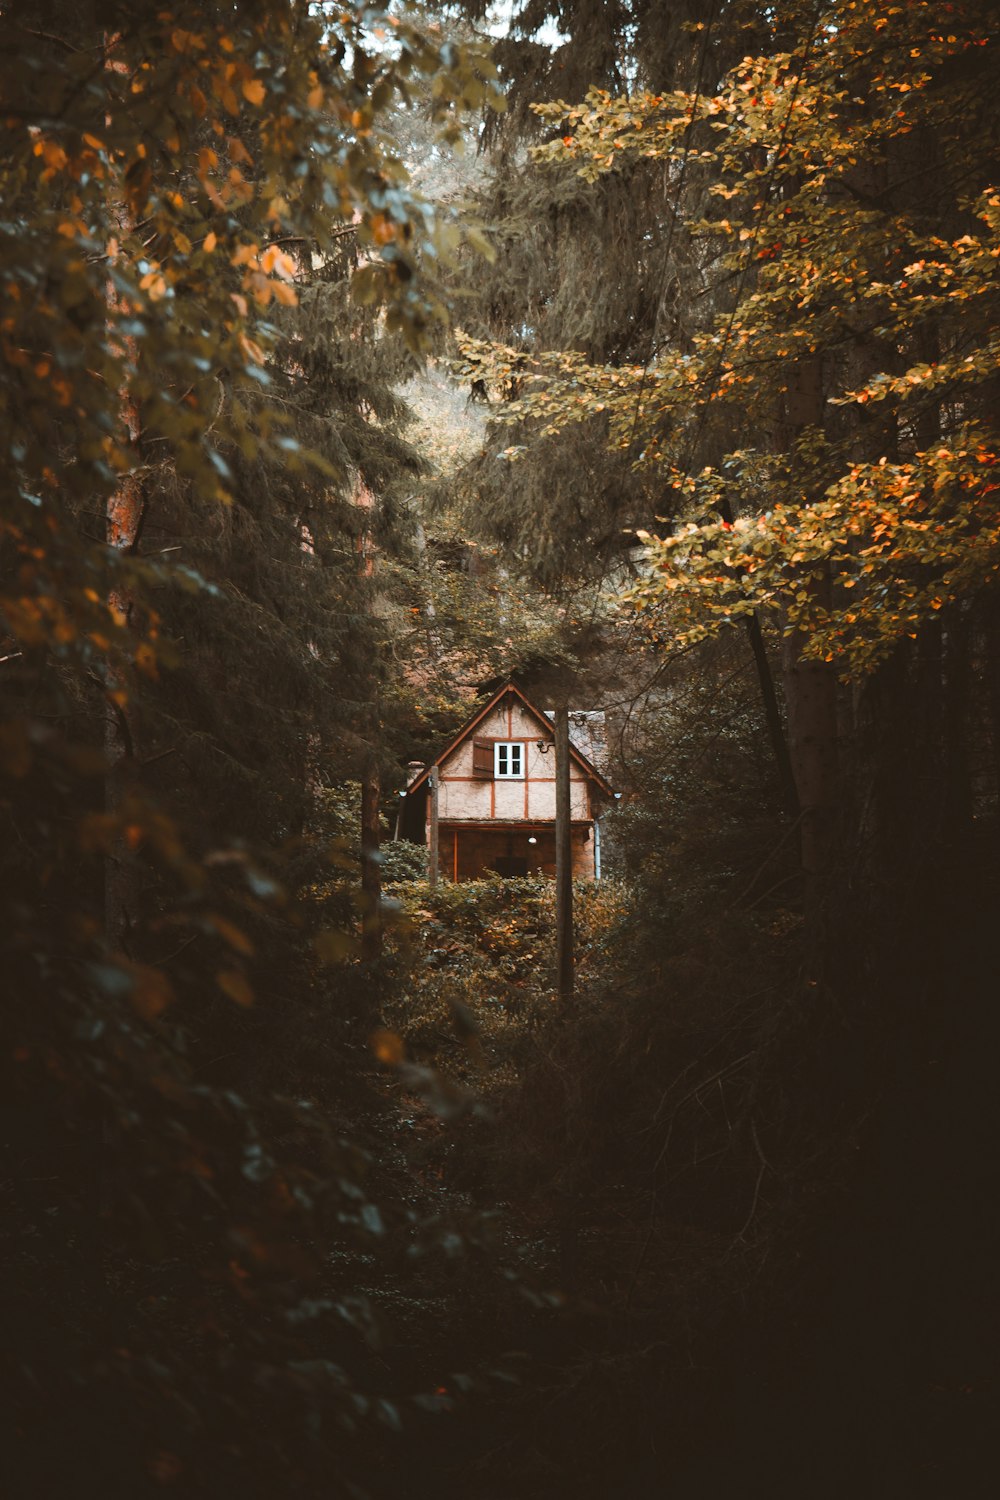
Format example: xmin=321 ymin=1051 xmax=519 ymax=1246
xmin=455 ymin=0 xmax=1000 ymax=883
xmin=0 ymin=5 xmax=503 ymax=1490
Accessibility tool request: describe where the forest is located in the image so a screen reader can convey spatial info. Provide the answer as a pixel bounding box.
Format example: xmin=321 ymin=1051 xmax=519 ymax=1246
xmin=2 ymin=1 xmax=998 ymax=1495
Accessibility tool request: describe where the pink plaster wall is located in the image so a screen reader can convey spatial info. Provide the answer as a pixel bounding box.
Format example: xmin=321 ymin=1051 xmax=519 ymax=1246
xmin=435 ymin=701 xmax=590 ymax=823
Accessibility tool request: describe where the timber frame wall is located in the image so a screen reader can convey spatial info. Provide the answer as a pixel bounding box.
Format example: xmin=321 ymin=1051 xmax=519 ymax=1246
xmin=407 ymin=684 xmax=614 ymax=882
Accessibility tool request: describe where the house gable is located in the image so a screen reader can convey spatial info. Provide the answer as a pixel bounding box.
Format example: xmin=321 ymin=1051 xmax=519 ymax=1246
xmin=407 ymin=682 xmax=614 ymax=802
xmin=404 ymin=682 xmax=614 ymax=881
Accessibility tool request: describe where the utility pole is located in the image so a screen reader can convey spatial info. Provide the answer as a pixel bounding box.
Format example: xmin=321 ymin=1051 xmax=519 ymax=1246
xmin=554 ymin=703 xmax=573 ymax=1004
xmin=554 ymin=700 xmax=577 ymax=1284
xmin=428 ymin=765 xmax=439 ymax=887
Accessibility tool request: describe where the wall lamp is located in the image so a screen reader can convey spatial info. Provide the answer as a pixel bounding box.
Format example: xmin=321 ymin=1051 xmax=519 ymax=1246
xmin=536 ymin=740 xmax=551 ymax=753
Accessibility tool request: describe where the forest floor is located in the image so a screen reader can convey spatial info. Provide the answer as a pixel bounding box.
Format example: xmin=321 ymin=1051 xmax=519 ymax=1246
xmin=324 ymin=870 xmax=1000 ymax=1500
xmin=329 ymin=877 xmax=769 ymax=1498
xmin=9 ymin=867 xmax=996 ymax=1500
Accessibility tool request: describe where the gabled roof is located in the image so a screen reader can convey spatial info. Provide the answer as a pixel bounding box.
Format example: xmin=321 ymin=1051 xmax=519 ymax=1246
xmin=406 ymin=680 xmax=615 ymax=798
xmin=542 ymin=709 xmax=608 ymax=774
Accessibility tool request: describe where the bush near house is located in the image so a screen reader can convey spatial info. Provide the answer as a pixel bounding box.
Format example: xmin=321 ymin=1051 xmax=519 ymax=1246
xmin=383 ymin=876 xmax=631 ymax=1069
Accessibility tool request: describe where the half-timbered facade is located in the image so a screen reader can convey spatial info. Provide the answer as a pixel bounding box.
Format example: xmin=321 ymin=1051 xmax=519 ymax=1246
xmin=403 ymin=681 xmax=615 ymax=881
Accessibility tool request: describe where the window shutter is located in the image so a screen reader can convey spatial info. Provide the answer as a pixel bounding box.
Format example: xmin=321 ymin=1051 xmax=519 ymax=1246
xmin=472 ymin=738 xmax=493 ymax=778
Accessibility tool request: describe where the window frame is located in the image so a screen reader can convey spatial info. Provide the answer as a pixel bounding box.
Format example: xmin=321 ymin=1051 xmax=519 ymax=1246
xmin=493 ymin=740 xmax=525 ymax=780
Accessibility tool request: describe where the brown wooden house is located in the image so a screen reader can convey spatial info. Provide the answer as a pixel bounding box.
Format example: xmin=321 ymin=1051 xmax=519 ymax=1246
xmin=403 ymin=681 xmax=615 ymax=881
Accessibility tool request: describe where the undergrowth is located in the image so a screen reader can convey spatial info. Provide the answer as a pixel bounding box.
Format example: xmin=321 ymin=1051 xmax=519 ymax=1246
xmin=382 ymin=875 xmax=631 ymax=1075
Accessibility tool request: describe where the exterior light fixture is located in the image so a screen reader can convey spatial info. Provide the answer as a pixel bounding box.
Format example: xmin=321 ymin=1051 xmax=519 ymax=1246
xmin=536 ymin=740 xmax=551 ymax=753
xmin=527 ymin=836 xmax=537 ymax=845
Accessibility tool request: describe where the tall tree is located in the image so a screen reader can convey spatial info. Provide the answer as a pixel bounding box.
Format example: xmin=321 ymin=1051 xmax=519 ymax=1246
xmin=463 ymin=0 xmax=1000 ymax=881
xmin=441 ymin=1 xmax=801 ymax=829
xmin=0 ymin=5 xmax=502 ymax=1492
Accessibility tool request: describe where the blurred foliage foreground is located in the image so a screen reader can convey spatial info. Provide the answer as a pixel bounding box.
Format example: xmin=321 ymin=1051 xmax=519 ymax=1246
xmin=0 ymin=3 xmax=507 ymax=1496
xmin=8 ymin=841 xmax=998 ymax=1499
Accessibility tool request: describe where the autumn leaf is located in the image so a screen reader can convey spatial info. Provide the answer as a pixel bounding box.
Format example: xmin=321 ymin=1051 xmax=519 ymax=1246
xmin=370 ymin=1027 xmax=405 ymax=1066
xmin=126 ymin=963 xmax=174 ymax=1020
xmin=209 ymin=913 xmax=254 ymax=956
xmin=216 ymin=969 xmax=254 ymax=1006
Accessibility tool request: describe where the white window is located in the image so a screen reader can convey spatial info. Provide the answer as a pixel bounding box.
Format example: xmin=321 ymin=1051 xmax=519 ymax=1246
xmin=494 ymin=741 xmax=524 ymax=779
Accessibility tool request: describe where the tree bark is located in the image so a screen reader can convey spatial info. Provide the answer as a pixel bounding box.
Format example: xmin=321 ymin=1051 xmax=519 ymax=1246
xmin=554 ymin=702 xmax=574 ymax=1005
xmin=943 ymin=612 xmax=973 ymax=846
xmin=773 ymin=355 xmax=839 ymax=886
xmin=744 ymin=609 xmax=799 ymax=819
xmin=781 ymin=592 xmax=839 ymax=884
xmin=103 ymin=143 xmax=143 ymax=953
xmin=717 ymin=494 xmax=798 ymax=817
xmin=985 ymin=595 xmax=1000 ymax=814
xmin=360 ymin=752 xmax=382 ymax=961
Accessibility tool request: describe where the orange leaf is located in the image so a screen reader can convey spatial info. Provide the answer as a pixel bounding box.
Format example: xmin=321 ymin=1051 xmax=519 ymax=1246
xmin=209 ymin=913 xmax=254 ymax=956
xmin=260 ymin=245 xmax=295 ymax=279
xmin=370 ymin=1028 xmax=404 ymax=1066
xmin=370 ymin=214 xmax=396 ymax=246
xmin=134 ymin=642 xmax=158 ymax=678
xmin=239 ymin=333 xmax=266 ymax=365
xmin=217 ymin=969 xmax=254 ymax=1007
xmin=127 ymin=963 xmax=174 ymax=1021
xmin=247 ymin=270 xmax=272 ymax=307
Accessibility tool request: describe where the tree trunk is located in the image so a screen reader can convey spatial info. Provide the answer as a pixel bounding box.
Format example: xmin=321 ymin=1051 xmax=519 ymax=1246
xmin=745 ymin=609 xmax=799 ymax=819
xmin=104 ymin=279 xmax=143 ymax=953
xmin=985 ymin=595 xmax=1000 ymax=814
xmin=554 ymin=702 xmax=574 ymax=1005
xmin=101 ymin=27 xmax=148 ymax=953
xmin=360 ymin=752 xmax=382 ymax=962
xmin=781 ymin=584 xmax=839 ymax=885
xmin=718 ymin=494 xmax=798 ymax=818
xmin=943 ymin=611 xmax=973 ymax=847
xmin=773 ymin=355 xmax=838 ymax=886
